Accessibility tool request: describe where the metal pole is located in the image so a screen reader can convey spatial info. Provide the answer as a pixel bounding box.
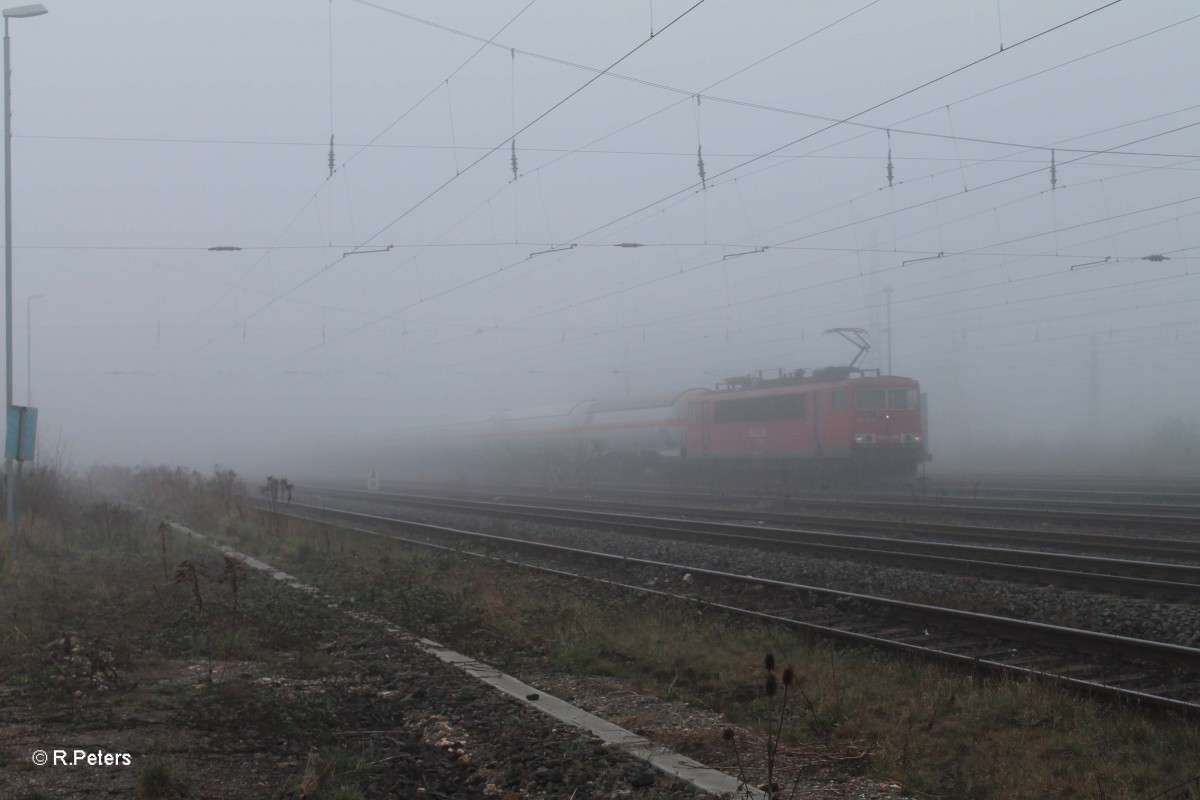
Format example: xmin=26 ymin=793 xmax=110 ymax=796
xmin=1 ymin=5 xmax=47 ymax=562
xmin=5 ymin=16 xmax=15 ymax=556
xmin=25 ymin=294 xmax=29 ymax=406
xmin=884 ymin=286 xmax=893 ymax=376
xmin=25 ymin=293 xmax=37 ymax=405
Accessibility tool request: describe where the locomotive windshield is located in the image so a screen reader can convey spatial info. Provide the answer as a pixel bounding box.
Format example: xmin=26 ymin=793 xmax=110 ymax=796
xmin=855 ymin=388 xmax=918 ymax=410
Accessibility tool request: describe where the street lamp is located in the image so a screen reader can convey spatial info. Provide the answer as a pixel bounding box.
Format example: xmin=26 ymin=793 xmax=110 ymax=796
xmin=26 ymin=292 xmax=40 ymax=405
xmin=5 ymin=3 xmax=47 ymax=555
xmin=884 ymin=286 xmax=893 ymax=376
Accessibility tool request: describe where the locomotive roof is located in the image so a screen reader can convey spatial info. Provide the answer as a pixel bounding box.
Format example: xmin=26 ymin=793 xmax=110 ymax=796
xmin=715 ymin=369 xmax=918 ymax=391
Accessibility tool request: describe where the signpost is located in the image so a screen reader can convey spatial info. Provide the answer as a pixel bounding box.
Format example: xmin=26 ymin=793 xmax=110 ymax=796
xmin=5 ymin=404 xmax=35 ymax=461
xmin=6 ymin=404 xmax=36 ymax=558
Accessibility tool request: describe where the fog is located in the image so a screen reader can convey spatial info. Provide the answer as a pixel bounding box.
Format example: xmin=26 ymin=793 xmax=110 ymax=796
xmin=7 ymin=1 xmax=1198 ymax=475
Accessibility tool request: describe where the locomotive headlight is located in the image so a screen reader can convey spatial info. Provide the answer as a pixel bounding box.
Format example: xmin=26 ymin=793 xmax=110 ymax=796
xmin=902 ymin=433 xmax=923 ymax=444
xmin=853 ymin=433 xmax=876 ymax=444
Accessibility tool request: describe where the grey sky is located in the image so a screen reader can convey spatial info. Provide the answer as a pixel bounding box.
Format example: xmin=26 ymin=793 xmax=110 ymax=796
xmin=7 ymin=0 xmax=1198 ymax=470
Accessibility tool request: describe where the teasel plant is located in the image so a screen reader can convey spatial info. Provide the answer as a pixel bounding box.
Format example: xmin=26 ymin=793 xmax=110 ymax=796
xmin=723 ymin=653 xmax=802 ymax=799
xmin=763 ymin=652 xmax=797 ymax=798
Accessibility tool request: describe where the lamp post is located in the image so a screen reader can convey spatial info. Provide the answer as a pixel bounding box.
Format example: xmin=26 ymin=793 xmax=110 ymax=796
xmin=884 ymin=286 xmax=893 ymax=376
xmin=26 ymin=292 xmax=39 ymax=405
xmin=5 ymin=3 xmax=47 ymax=558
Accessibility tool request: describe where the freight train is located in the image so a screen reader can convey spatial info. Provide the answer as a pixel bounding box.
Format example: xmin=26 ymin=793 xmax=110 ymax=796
xmin=402 ymin=331 xmax=928 ymax=488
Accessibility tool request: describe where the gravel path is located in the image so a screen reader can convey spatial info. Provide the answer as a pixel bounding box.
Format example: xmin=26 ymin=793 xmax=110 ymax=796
xmin=191 ymin=514 xmax=920 ymax=799
xmin=177 ymin=526 xmax=719 ymax=800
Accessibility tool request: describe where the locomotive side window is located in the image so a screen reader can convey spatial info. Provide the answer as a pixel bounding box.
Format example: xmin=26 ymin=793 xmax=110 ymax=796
xmin=714 ymin=393 xmax=806 ymax=423
xmin=854 ymin=388 xmax=885 ymax=409
xmin=830 ymin=389 xmax=846 ymax=411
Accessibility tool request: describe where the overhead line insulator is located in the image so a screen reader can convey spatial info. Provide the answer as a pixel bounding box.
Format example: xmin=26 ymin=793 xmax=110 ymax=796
xmin=886 ymin=129 xmax=894 ymax=188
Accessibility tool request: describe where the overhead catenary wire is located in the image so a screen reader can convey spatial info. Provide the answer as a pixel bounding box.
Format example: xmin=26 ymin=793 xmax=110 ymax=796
xmin=347 ymin=0 xmax=1173 ymax=164
xmin=19 ymin=11 xmax=1197 ymax=193
xmin=79 ymin=4 xmax=1195 ymax=419
xmin=333 ymin=148 xmax=1200 ymax=378
xmin=445 ymin=79 xmax=461 ymax=175
xmin=339 ymin=0 xmax=540 ymax=173
xmin=333 ymin=205 xmax=1198 ymax=384
xmin=408 ymin=251 xmax=1200 ymax=386
xmin=179 ymin=0 xmax=715 ymax=367
xmin=240 ymin=3 xmax=1182 ymax=377
xmin=558 ymin=0 xmax=1134 ymax=249
xmin=346 ymin=114 xmax=1200 ymax=355
xmin=178 ymin=1 xmax=539 ymax=335
xmin=350 ymin=0 xmax=713 ymax=252
xmin=184 ymin=0 xmax=550 ymax=355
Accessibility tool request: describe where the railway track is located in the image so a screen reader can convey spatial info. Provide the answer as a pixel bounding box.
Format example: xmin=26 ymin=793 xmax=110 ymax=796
xmin=258 ymin=498 xmax=1200 ymax=715
xmin=307 ymin=483 xmax=1200 ymax=559
xmin=920 ymin=472 xmax=1200 ymax=502
xmin=904 ymin=485 xmax=1200 ymax=507
xmin=376 ymin=479 xmax=1200 ymax=531
xmin=794 ymin=494 xmax=1200 ymax=523
xmin=296 ymin=486 xmax=1200 ymax=601
xmin=587 ymin=486 xmax=1200 ymax=530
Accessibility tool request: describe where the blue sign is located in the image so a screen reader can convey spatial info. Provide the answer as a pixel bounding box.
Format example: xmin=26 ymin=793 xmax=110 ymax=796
xmin=5 ymin=406 xmax=37 ymax=462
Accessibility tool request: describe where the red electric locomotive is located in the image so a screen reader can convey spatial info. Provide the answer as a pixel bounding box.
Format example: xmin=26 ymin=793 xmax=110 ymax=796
xmin=681 ymin=365 xmax=925 ymax=479
xmin=417 ymin=330 xmax=927 ymax=486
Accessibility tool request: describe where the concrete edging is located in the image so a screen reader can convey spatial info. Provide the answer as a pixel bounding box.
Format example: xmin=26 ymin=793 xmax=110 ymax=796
xmin=169 ymin=521 xmax=762 ymax=798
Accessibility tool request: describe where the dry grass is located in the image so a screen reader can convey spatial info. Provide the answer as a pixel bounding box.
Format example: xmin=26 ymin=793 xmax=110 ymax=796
xmin=0 ymin=466 xmax=401 ymax=798
xmin=72 ymin=465 xmax=1198 ymax=799
xmin=133 ymin=759 xmax=188 ymax=799
xmin=231 ymin=516 xmax=1200 ymax=800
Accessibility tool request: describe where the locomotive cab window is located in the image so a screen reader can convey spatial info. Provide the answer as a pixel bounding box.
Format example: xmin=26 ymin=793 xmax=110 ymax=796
xmin=830 ymin=389 xmax=846 ymax=411
xmin=888 ymin=388 xmax=918 ymax=410
xmin=854 ymin=388 xmax=885 ymax=409
xmin=855 ymin=387 xmax=917 ymax=410
xmin=714 ymin=393 xmax=806 ymax=423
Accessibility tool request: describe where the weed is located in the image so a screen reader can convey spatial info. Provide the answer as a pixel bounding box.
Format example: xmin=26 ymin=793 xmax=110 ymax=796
xmin=210 ymin=466 xmax=244 ymax=515
xmin=158 ymin=521 xmax=170 ymax=582
xmin=21 ymin=442 xmax=79 ymax=527
xmin=172 ymin=560 xmax=206 ymax=614
xmin=294 ymin=642 xmax=336 ymax=676
xmin=208 ymin=628 xmax=256 ymax=660
xmin=217 ymin=555 xmax=241 ymax=615
xmin=763 ymin=654 xmax=792 ymax=796
xmin=133 ymin=758 xmax=188 ymax=798
xmin=295 ymin=748 xmax=374 ymax=799
xmin=179 ymin=493 xmax=1200 ymax=800
xmin=721 ymin=654 xmax=803 ymax=799
xmin=259 ymin=476 xmax=294 ymax=535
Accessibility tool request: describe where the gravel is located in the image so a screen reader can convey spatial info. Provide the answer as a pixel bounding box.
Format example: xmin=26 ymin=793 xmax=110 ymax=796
xmin=302 ymin=492 xmax=1200 ymax=650
xmin=212 ymin=534 xmax=720 ymax=800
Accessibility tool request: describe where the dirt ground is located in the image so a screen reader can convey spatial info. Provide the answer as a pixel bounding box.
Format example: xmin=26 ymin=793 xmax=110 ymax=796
xmin=0 ymin=514 xmax=907 ymax=800
xmin=1 ymin=536 xmax=714 ymax=799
